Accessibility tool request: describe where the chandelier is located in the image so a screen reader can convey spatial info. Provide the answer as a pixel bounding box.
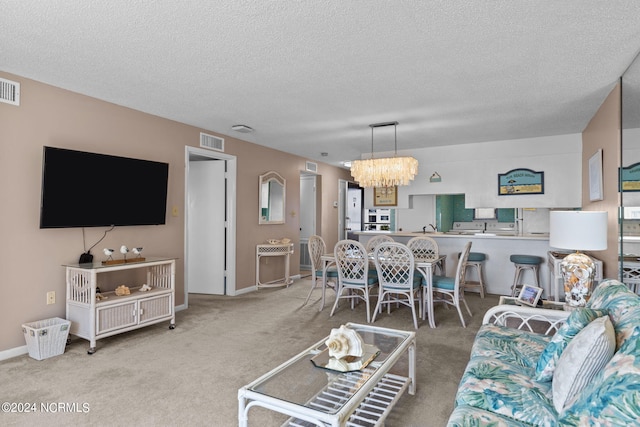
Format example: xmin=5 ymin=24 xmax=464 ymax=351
xmin=350 ymin=121 xmax=418 ymax=188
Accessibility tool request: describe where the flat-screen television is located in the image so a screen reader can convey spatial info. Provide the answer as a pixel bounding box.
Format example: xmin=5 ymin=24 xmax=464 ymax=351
xmin=40 ymin=146 xmax=169 ymax=228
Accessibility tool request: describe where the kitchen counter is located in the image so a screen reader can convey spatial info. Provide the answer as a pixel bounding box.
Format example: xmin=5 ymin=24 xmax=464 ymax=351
xmin=356 ymin=231 xmax=555 ymax=298
xmin=355 ymin=231 xmax=549 ymax=240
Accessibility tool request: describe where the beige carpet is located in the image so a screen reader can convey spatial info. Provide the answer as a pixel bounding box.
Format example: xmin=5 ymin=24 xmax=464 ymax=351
xmin=1 ymin=277 xmax=498 ymax=427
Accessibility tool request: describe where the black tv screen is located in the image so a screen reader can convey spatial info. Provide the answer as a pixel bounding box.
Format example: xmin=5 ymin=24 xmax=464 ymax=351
xmin=40 ymin=146 xmax=169 ymax=228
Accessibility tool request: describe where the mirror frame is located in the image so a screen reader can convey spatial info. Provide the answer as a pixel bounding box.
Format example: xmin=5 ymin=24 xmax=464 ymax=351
xmin=621 ymin=50 xmax=640 ymax=275
xmin=259 ymin=171 xmax=286 ymax=224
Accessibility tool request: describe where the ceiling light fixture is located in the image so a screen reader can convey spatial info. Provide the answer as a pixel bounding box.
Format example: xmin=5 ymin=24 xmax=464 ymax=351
xmin=350 ymin=121 xmax=418 ymax=188
xmin=231 ymin=124 xmax=254 ymax=133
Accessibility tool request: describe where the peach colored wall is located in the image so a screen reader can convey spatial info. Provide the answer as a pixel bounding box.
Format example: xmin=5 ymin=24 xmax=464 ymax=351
xmin=582 ymin=83 xmax=621 ymax=279
xmin=0 ymin=71 xmax=351 ymax=352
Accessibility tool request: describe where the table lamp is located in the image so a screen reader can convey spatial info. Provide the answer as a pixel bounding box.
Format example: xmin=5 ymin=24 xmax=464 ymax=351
xmin=549 ymin=211 xmax=607 ymax=307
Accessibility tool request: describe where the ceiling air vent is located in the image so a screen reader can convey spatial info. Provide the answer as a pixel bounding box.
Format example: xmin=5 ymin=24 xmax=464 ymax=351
xmin=305 ymin=161 xmax=318 ymax=173
xmin=200 ymin=132 xmax=224 ymax=152
xmin=0 ymin=77 xmax=20 ymax=106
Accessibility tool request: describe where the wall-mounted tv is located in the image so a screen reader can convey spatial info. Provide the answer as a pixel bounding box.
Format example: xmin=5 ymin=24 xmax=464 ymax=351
xmin=40 ymin=146 xmax=169 ymax=228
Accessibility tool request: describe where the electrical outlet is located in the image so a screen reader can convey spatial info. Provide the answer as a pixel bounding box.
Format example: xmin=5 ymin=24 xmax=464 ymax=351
xmin=47 ymin=291 xmax=55 ymax=305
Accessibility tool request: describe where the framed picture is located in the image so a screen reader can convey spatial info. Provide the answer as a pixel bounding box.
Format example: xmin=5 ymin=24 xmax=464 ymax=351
xmin=517 ymin=284 xmax=543 ymax=307
xmin=373 ymin=186 xmax=397 ymax=206
xmin=589 ymin=149 xmax=603 ymax=201
xmin=498 ymin=168 xmax=544 ymax=196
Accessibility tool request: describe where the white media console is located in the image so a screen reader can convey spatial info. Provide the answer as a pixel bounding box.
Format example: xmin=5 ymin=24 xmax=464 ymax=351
xmin=64 ymin=257 xmax=176 ymax=354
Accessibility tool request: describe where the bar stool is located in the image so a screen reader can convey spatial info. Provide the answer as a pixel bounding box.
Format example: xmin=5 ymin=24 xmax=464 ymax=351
xmin=510 ymin=254 xmax=543 ymax=297
xmin=458 ymin=252 xmax=486 ymax=298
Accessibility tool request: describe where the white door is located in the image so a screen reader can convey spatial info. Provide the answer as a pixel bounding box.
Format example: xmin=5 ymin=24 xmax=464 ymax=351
xmin=187 ymin=159 xmax=226 ymax=294
xmin=299 ymin=174 xmax=316 ymax=270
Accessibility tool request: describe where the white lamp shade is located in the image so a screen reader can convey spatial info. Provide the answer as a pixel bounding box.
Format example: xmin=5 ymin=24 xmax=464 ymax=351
xmin=549 ymin=211 xmax=608 ymax=251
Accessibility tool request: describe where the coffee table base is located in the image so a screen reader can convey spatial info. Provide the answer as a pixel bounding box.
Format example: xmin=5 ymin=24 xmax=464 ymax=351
xmin=283 ymin=371 xmax=410 ymax=426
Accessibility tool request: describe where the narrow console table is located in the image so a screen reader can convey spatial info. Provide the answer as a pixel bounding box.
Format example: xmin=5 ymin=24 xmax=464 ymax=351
xmin=64 ymin=257 xmax=176 ymax=354
xmin=256 ymin=243 xmax=294 ymax=288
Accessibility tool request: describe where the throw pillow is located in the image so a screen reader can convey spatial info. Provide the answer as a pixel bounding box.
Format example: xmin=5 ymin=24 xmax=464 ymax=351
xmin=552 ymin=315 xmax=615 ymax=414
xmin=535 ymin=308 xmax=607 ymax=382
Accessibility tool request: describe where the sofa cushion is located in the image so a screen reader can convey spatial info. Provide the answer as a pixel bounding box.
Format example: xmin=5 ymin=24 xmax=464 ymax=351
xmin=558 ymin=329 xmax=640 ymax=425
xmin=454 ymin=324 xmax=557 ymax=426
xmin=587 ymin=279 xmax=640 ymax=350
xmin=535 ymin=307 xmax=607 ymax=382
xmin=552 ymin=315 xmax=615 ymax=413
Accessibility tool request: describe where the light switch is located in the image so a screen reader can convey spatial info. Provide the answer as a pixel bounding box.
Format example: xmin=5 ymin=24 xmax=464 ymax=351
xmin=172 ymin=206 xmax=179 ymax=217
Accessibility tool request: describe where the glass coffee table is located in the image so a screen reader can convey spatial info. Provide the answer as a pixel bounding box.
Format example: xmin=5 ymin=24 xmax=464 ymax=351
xmin=238 ymin=323 xmax=416 ymax=427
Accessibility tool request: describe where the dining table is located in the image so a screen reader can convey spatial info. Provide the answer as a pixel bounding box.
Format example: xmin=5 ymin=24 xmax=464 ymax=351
xmin=319 ymin=252 xmax=446 ymax=328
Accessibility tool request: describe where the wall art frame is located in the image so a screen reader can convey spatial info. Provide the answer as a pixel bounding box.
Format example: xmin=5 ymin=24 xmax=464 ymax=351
xmin=498 ymin=168 xmax=544 ymax=196
xmin=373 ymin=186 xmax=397 ymax=206
xmin=589 ymin=149 xmax=604 ymax=202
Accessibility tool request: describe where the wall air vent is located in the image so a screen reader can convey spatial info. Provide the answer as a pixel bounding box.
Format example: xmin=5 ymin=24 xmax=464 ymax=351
xmin=0 ymin=77 xmax=20 ymax=106
xmin=305 ymin=161 xmax=318 ymax=173
xmin=200 ymin=133 xmax=224 ymax=152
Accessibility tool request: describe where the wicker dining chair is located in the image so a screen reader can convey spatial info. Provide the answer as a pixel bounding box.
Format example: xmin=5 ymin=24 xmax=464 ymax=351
xmin=407 ymin=235 xmax=443 ymax=274
xmin=330 ymin=240 xmax=378 ymax=323
xmin=303 ymin=235 xmax=338 ymax=308
xmin=372 ymin=242 xmax=422 ymax=329
xmin=365 ymin=234 xmax=395 ymax=253
xmin=428 ymin=241 xmax=473 ymax=327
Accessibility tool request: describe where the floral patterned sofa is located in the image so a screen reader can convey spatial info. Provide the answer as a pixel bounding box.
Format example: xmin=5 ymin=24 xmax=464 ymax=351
xmin=447 ymin=279 xmax=640 ymax=426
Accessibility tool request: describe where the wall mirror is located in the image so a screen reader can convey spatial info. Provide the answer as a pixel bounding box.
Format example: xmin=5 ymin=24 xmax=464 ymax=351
xmin=621 ymin=50 xmax=640 ymax=271
xmin=259 ymin=171 xmax=286 ymax=224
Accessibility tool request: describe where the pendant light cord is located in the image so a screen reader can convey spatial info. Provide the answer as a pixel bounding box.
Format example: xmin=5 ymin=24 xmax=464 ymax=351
xmin=394 ymin=123 xmax=397 ymax=156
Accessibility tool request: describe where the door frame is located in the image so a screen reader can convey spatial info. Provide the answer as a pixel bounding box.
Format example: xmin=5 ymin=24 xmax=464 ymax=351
xmin=183 ymin=146 xmax=237 ymax=310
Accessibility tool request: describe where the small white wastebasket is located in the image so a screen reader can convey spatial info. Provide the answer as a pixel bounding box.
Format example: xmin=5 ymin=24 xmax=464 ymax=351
xmin=22 ymin=317 xmax=71 ymax=360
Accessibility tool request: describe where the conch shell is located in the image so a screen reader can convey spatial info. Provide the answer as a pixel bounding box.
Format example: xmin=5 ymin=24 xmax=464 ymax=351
xmin=115 ymin=285 xmax=131 ymax=296
xmin=325 ymin=325 xmax=364 ymax=359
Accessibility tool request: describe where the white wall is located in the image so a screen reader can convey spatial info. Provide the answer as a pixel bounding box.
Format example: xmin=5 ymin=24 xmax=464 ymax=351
xmin=395 ymin=195 xmax=436 ymax=232
xmin=363 ymin=133 xmax=582 ymax=209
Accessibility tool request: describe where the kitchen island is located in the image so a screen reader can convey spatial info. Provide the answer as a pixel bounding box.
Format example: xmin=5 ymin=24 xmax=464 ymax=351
xmin=356 ymin=231 xmax=555 ymax=299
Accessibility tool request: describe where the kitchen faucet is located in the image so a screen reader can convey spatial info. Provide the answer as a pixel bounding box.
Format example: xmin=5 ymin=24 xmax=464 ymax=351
xmin=428 ymin=223 xmax=437 ymax=231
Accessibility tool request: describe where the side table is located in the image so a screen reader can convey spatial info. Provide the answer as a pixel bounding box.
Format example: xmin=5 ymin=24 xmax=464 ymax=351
xmin=488 ymin=296 xmax=569 ymax=335
xmin=256 ymin=243 xmax=294 ymax=288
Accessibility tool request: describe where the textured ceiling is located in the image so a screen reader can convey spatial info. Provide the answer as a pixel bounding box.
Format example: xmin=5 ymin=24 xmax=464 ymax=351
xmin=2 ymin=1 xmax=640 ymax=167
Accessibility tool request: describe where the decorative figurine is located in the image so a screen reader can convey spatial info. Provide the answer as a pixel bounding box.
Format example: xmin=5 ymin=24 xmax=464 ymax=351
xmin=103 ymin=248 xmax=114 ymax=261
xmin=132 ymin=247 xmax=143 ymax=258
xmin=120 ymin=245 xmax=129 ymax=261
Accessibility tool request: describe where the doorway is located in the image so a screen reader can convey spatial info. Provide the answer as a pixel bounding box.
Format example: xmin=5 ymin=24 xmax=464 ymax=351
xmin=184 ymin=146 xmax=237 ymax=308
xmin=338 ymin=180 xmax=363 ymax=240
xmin=299 ymin=173 xmax=317 ymax=270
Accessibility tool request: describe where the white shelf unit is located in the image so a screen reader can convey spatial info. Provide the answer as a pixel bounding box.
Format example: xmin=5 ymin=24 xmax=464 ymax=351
xmin=65 ymin=257 xmax=176 ymax=354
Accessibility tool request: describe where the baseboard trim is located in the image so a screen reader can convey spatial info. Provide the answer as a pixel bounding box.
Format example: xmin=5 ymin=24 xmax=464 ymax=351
xmin=0 ymin=345 xmax=28 ymax=362
xmin=235 ymin=285 xmax=257 ymax=296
